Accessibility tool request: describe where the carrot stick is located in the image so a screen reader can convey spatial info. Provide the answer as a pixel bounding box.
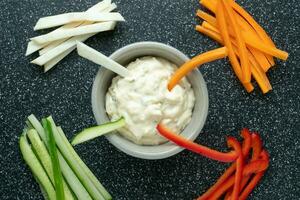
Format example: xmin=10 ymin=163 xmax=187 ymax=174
xmin=200 ymin=0 xmax=287 ymax=62
xmin=167 ymin=47 xmax=228 ymax=91
xmin=222 ymin=0 xmax=251 ymax=83
xmin=201 ymin=20 xmax=276 ymax=71
xmin=196 ymin=10 xmax=217 ymax=27
xmin=197 ymin=25 xmax=271 ymax=93
xmin=216 ymin=2 xmax=254 ymax=92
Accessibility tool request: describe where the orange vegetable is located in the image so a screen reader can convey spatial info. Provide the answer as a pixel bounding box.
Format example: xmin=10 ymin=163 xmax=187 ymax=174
xmin=221 ymin=0 xmax=251 ymax=83
xmin=197 ymin=24 xmax=271 ymax=93
xmin=167 ymin=47 xmax=228 ymax=91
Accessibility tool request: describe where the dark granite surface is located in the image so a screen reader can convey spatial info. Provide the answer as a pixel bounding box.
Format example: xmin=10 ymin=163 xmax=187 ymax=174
xmin=0 ymin=0 xmax=299 ymax=199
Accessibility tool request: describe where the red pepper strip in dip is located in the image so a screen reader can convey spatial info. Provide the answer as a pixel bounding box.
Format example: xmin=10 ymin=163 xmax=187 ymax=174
xmin=208 ymin=159 xmax=269 ymax=199
xmin=156 ymin=124 xmax=238 ymax=162
xmin=239 ymin=150 xmax=270 ymax=200
xmin=227 ymin=137 xmax=243 ymax=200
xmin=197 ymin=128 xmax=251 ymax=200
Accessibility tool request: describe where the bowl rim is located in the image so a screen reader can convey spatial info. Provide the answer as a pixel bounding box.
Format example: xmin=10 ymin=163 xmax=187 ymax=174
xmin=91 ymin=41 xmax=209 ymax=159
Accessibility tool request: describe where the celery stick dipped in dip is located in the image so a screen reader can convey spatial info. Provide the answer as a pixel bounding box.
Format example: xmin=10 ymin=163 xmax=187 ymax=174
xmin=106 ymin=56 xmax=195 ymax=145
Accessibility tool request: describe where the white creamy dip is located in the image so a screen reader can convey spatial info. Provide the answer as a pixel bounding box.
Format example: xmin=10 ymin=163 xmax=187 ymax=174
xmin=105 ymin=56 xmax=195 ymax=145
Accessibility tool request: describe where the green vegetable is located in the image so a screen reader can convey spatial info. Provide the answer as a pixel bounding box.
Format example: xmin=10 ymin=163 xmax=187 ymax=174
xmin=19 ymin=130 xmax=56 ymax=200
xmin=27 ymin=129 xmax=75 ymax=200
xmin=28 ymin=115 xmax=92 ymax=200
xmin=58 ymin=127 xmax=112 ymax=200
xmin=43 ymin=119 xmax=65 ymax=200
xmin=47 ymin=116 xmax=106 ymax=200
xmin=72 ymin=117 xmax=125 ymax=146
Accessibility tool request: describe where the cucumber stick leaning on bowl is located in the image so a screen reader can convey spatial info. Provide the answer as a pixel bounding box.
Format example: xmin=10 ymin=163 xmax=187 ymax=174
xmin=20 ymin=114 xmax=112 ymax=200
xmin=72 ymin=117 xmax=125 ymax=145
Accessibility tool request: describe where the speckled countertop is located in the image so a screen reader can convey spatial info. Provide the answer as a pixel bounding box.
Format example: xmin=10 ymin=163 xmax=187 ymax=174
xmin=0 ymin=0 xmax=299 ymax=199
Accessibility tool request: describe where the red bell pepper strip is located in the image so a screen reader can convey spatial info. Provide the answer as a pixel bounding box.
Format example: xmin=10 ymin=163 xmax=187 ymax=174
xmin=156 ymin=124 xmax=238 ymax=162
xmin=227 ymin=137 xmax=243 ymax=200
xmin=238 ymin=132 xmax=264 ymax=194
xmin=208 ymin=158 xmax=269 ymax=199
xmin=239 ymin=150 xmax=269 ymax=200
xmin=224 ymin=189 xmax=232 ymax=200
xmin=197 ymin=164 xmax=236 ymax=200
xmin=251 ymin=133 xmax=263 ymax=161
xmin=197 ymin=128 xmax=251 ymax=200
xmin=241 ymin=128 xmax=251 ymax=156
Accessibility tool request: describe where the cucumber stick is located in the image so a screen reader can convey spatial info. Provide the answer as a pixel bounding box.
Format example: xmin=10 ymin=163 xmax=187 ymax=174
xmin=71 ymin=117 xmax=125 ymax=146
xmin=47 ymin=116 xmax=106 ymax=200
xmin=27 ymin=129 xmax=75 ymax=200
xmin=58 ymin=127 xmax=112 ymax=200
xmin=43 ymin=119 xmax=65 ymax=200
xmin=19 ymin=131 xmax=56 ymax=200
xmin=28 ymin=115 xmax=92 ymax=200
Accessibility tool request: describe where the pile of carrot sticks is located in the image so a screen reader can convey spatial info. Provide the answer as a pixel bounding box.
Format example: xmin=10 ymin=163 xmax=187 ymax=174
xmin=168 ymin=0 xmax=288 ymax=94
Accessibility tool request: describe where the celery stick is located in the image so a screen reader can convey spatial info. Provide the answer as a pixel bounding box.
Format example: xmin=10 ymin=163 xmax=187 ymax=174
xmin=43 ymin=119 xmax=65 ymax=200
xmin=28 ymin=115 xmax=92 ymax=200
xmin=19 ymin=130 xmax=56 ymax=200
xmin=47 ymin=116 xmax=105 ymax=200
xmin=71 ymin=117 xmax=125 ymax=146
xmin=58 ymin=127 xmax=112 ymax=200
xmin=27 ymin=129 xmax=75 ymax=200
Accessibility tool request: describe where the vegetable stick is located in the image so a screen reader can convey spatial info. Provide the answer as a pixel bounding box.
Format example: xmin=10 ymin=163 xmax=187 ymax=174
xmin=198 ymin=15 xmax=274 ymax=70
xmin=227 ymin=137 xmax=243 ymax=200
xmin=28 ymin=115 xmax=92 ymax=200
xmin=39 ymin=39 xmax=67 ymax=55
xmin=157 ymin=124 xmax=238 ymax=162
xmin=168 ymin=47 xmax=228 ymax=91
xmin=47 ymin=116 xmax=106 ymax=200
xmin=44 ymin=47 xmax=75 ymax=72
xmin=43 ymin=119 xmax=65 ymax=200
xmin=34 ymin=12 xmax=124 ymax=30
xmin=26 ymin=41 xmax=51 ymax=56
xmin=20 ymin=131 xmax=56 ymax=200
xmin=201 ymin=21 xmax=272 ymax=72
xmin=27 ymin=129 xmax=74 ymax=200
xmin=216 ymin=1 xmax=254 ymax=92
xmin=200 ymin=0 xmax=281 ymax=62
xmin=196 ymin=25 xmax=271 ymax=93
xmin=72 ymin=117 xmax=126 ymax=146
xmin=31 ymin=32 xmax=100 ymax=66
xmin=32 ymin=21 xmax=117 ymax=44
xmin=26 ymin=0 xmax=111 ymax=56
xmin=57 ymin=127 xmax=112 ymax=200
xmin=196 ymin=10 xmax=217 ymax=27
xmin=77 ymin=41 xmax=130 ymax=77
xmin=222 ymin=0 xmax=251 ymax=83
xmin=38 ymin=1 xmax=115 ymax=57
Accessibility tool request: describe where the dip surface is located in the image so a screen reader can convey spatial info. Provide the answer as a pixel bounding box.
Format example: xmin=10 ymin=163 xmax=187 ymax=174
xmin=106 ymin=56 xmax=195 ymax=145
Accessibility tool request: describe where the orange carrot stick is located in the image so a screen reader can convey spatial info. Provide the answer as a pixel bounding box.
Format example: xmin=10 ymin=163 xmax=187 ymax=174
xmin=167 ymin=47 xmax=228 ymax=91
xmin=197 ymin=25 xmax=271 ymax=93
xmin=216 ymin=1 xmax=253 ymax=92
xmin=196 ymin=10 xmax=217 ymax=27
xmin=222 ymin=0 xmax=251 ymax=83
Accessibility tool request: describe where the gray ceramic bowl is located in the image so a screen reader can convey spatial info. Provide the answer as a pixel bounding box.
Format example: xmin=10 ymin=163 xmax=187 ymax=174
xmin=91 ymin=41 xmax=208 ymax=159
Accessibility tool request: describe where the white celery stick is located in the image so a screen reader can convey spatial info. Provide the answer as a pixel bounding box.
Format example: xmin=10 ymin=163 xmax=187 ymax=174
xmin=32 ymin=21 xmax=117 ymax=44
xmin=26 ymin=0 xmax=111 ymax=56
xmin=43 ymin=47 xmax=75 ymax=72
xmin=34 ymin=12 xmax=124 ymax=30
xmin=77 ymin=41 xmax=129 ymax=77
